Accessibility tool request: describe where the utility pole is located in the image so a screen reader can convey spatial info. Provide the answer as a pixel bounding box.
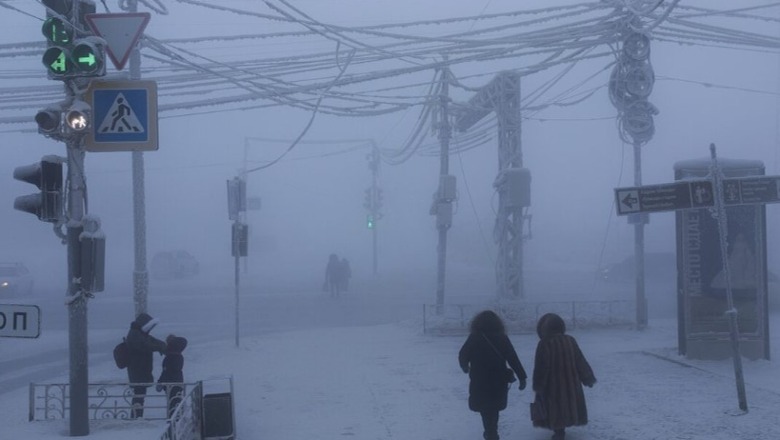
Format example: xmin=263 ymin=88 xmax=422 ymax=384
xmin=633 ymin=141 xmax=647 ymax=328
xmin=365 ymin=141 xmax=381 ymax=277
xmin=609 ymin=26 xmax=657 ymax=329
xmin=494 ymin=72 xmax=526 ymax=300
xmin=433 ymin=65 xmax=454 ymax=312
xmin=453 ymin=71 xmax=528 ymax=301
xmin=227 ymin=176 xmax=247 ymax=347
xmin=124 ymin=0 xmax=149 ymax=318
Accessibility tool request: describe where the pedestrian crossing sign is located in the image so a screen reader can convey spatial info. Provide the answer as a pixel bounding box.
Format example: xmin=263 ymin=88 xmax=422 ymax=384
xmin=84 ymin=80 xmax=158 ymax=152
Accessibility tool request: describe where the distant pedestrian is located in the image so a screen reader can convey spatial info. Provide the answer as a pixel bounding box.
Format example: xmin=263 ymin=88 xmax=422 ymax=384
xmin=459 ymin=310 xmax=527 ymax=440
xmin=324 ymin=253 xmax=342 ymax=298
xmin=532 ymin=313 xmax=596 ymax=440
xmin=340 ymin=258 xmax=352 ymax=292
xmin=157 ymin=334 xmax=188 ymax=418
xmin=126 ymin=313 xmax=167 ymax=419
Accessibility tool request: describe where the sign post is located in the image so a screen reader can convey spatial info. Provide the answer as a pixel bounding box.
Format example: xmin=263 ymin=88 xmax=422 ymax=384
xmin=0 ymin=304 xmax=41 ymax=338
xmin=614 ymin=148 xmax=778 ymax=414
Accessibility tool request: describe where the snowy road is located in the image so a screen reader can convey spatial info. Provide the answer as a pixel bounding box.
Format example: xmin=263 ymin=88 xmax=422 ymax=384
xmin=3 ymin=283 xmax=780 ymax=440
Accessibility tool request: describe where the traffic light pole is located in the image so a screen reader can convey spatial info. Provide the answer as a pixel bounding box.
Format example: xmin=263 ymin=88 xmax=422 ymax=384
xmin=233 ymin=218 xmax=241 ymax=348
xmin=66 ymin=101 xmax=89 ymax=436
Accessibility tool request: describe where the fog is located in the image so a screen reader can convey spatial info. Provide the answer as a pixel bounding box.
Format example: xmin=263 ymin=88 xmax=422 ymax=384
xmin=3 ymin=0 xmax=780 ymax=310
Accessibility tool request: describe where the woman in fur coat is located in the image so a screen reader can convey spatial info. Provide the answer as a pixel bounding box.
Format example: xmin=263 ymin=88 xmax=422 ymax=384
xmin=532 ymin=313 xmax=596 ymax=440
xmin=459 ymin=310 xmax=527 ymax=440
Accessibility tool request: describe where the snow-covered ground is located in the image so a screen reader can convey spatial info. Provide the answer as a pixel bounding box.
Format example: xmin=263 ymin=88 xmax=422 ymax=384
xmin=2 ymin=311 xmax=780 ymax=440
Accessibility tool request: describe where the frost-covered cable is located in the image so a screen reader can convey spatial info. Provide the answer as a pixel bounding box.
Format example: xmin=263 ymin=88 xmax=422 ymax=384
xmin=673 ymin=2 xmax=780 ymax=20
xmin=271 ymin=0 xmax=425 ymax=65
xmin=245 ymin=49 xmax=356 ymax=173
xmin=0 ymin=0 xmax=40 ymax=20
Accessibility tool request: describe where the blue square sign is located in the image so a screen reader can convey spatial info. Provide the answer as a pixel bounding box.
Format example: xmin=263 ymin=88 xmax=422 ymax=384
xmin=85 ymin=80 xmax=158 ymax=152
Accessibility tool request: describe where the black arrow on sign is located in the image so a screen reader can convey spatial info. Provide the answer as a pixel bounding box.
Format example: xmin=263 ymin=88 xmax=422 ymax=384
xmin=622 ymin=193 xmax=639 ymax=209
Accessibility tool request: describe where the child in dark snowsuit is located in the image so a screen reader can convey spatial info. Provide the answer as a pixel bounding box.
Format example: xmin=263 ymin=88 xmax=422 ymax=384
xmin=157 ymin=334 xmax=188 ymax=418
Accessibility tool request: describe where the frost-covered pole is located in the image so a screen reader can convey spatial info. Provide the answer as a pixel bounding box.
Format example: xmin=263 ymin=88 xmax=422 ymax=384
xmin=709 ymin=144 xmax=748 ymax=412
xmin=234 ymin=220 xmax=240 ymax=348
xmin=125 ymin=0 xmax=149 ymax=318
xmin=633 ymin=141 xmax=647 ymax=328
xmin=369 ymin=141 xmax=380 ymax=277
xmin=435 ymin=65 xmax=452 ymax=312
xmin=608 ymin=9 xmax=659 ymax=329
xmin=66 ymin=111 xmax=89 ymax=437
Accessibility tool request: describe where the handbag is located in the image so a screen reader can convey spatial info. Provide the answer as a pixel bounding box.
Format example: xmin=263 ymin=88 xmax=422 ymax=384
xmin=482 ymin=334 xmax=516 ymax=383
xmin=530 ymin=394 xmax=547 ymax=423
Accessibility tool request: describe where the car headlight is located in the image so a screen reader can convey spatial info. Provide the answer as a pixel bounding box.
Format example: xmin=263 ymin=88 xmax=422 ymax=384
xmin=1 ymin=281 xmax=8 ymax=288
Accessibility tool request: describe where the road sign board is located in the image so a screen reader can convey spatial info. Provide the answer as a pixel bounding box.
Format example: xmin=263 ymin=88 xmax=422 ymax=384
xmin=0 ymin=304 xmax=40 ymax=338
xmin=722 ymin=176 xmax=780 ymax=206
xmin=84 ymin=79 xmax=158 ymax=152
xmin=615 ymin=180 xmax=714 ymax=215
xmin=85 ymin=13 xmax=151 ymax=71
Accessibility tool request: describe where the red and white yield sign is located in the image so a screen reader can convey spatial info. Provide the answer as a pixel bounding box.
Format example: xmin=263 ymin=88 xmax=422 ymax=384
xmin=85 ymin=13 xmax=151 ymax=71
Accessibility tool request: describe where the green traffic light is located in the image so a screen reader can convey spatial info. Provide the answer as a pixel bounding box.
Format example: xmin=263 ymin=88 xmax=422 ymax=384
xmin=42 ymin=17 xmax=71 ymax=44
xmin=73 ymin=46 xmax=97 ymax=70
xmin=367 ymin=215 xmax=375 ymax=229
xmin=42 ymin=46 xmax=71 ymax=76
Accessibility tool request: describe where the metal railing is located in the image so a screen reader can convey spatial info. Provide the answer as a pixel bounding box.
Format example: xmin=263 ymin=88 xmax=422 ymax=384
xmin=422 ymin=300 xmax=635 ymax=335
xmin=28 ymin=381 xmax=199 ymax=422
xmin=29 ymin=377 xmax=234 ymax=440
xmin=161 ymin=382 xmax=203 ymax=440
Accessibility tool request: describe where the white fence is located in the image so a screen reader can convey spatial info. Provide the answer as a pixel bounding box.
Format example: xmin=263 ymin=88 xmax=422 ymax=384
xmin=423 ymin=300 xmax=635 ymax=335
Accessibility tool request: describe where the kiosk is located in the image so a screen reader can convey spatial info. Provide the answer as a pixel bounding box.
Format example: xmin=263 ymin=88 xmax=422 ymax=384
xmin=675 ymin=158 xmax=770 ymax=360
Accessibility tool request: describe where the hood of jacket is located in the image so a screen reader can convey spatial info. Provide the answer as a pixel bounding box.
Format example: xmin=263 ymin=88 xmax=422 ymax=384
xmin=132 ymin=312 xmax=159 ymax=334
xmin=166 ymin=336 xmax=188 ymax=353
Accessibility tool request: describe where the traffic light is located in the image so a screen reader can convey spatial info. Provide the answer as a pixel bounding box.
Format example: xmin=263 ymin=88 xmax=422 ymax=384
xmin=366 ymin=214 xmax=375 ymax=229
xmin=232 ymin=222 xmax=248 ymax=257
xmin=35 ymin=106 xmax=63 ymax=135
xmin=80 ymin=215 xmax=105 ymax=293
xmin=35 ymin=98 xmax=91 ymax=138
xmin=13 ymin=156 xmax=64 ymax=223
xmin=64 ymin=99 xmax=91 ymax=133
xmin=363 ymin=187 xmax=372 ymax=210
xmin=42 ymin=0 xmax=105 ymax=80
xmin=375 ymin=188 xmax=383 ymax=210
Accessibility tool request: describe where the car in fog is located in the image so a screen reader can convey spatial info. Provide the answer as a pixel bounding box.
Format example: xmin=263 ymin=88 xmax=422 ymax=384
xmin=151 ymin=250 xmax=200 ymax=280
xmin=0 ymin=262 xmax=34 ymax=296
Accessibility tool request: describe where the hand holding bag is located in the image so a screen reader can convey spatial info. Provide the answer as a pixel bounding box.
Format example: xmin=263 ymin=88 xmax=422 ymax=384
xmin=530 ymin=393 xmax=547 ymax=424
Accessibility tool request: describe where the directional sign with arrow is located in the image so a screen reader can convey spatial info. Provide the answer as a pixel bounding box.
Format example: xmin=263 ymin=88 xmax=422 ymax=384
xmin=615 ymin=180 xmax=714 ymax=215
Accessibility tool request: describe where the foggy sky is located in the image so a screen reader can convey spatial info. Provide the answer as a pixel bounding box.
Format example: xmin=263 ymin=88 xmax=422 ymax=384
xmin=2 ymin=0 xmax=780 ymax=298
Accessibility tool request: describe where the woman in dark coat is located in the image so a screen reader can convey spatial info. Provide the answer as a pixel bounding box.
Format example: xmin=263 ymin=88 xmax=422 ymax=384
xmin=125 ymin=313 xmax=167 ymax=418
xmin=532 ymin=313 xmax=596 ymax=440
xmin=459 ymin=310 xmax=528 ymax=440
xmin=157 ymin=334 xmax=188 ymax=418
